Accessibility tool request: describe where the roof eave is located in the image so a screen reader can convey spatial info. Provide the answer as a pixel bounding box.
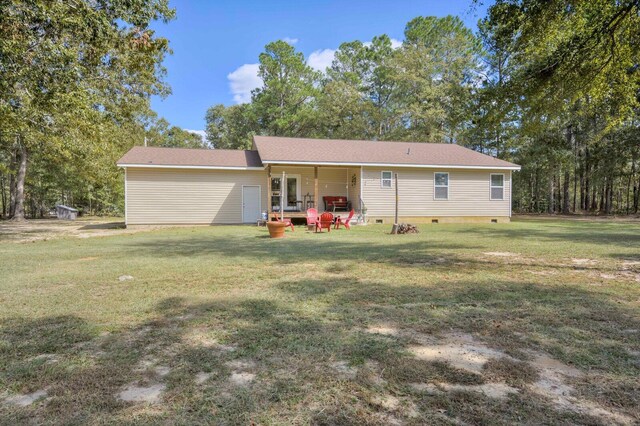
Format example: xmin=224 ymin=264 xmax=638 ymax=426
xmin=260 ymin=160 xmax=521 ymax=171
xmin=117 ymin=163 xmax=265 ymax=171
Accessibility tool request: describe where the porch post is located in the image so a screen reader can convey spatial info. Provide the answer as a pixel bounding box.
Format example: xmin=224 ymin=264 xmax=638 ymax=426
xmin=314 ymin=166 xmax=319 ymax=210
xmin=267 ymin=165 xmax=272 ymax=215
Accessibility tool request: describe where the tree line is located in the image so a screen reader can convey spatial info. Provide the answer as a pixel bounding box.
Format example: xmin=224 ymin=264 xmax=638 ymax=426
xmin=207 ymin=1 xmax=640 ymax=215
xmin=0 ymin=0 xmax=206 ymax=220
xmin=1 ymin=0 xmax=638 ymax=219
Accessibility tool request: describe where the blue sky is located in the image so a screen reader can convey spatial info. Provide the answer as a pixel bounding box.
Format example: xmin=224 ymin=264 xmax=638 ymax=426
xmin=151 ymin=0 xmax=488 ymax=136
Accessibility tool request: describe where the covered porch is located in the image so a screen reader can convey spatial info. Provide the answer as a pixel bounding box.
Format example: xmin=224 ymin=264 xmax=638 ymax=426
xmin=266 ymin=165 xmax=361 ymax=220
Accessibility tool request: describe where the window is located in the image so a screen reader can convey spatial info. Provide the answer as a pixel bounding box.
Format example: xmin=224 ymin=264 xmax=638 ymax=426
xmin=434 ymin=172 xmax=449 ymax=200
xmin=381 ymin=171 xmax=392 ymax=188
xmin=490 ymin=174 xmax=504 ymax=200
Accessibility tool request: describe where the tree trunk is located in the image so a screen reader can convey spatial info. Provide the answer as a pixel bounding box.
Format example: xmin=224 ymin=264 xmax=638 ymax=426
xmin=584 ymin=147 xmax=590 ymax=211
xmin=9 ymin=149 xmax=16 ymax=217
xmin=529 ymin=174 xmax=535 ymax=212
xmin=555 ymin=169 xmax=562 ymax=213
xmin=606 ymin=180 xmax=613 ymax=215
xmin=11 ymin=142 xmax=27 ymax=221
xmin=548 ymin=166 xmax=555 ymax=214
xmin=572 ymin=131 xmax=577 ymax=213
xmin=626 ymin=173 xmax=632 ymax=214
xmin=632 ymin=157 xmax=638 ymax=214
xmin=579 ymin=140 xmax=585 ymax=212
xmin=563 ymin=169 xmax=570 ymax=214
xmin=634 ymin=176 xmax=639 ymax=214
xmin=0 ymin=174 xmax=6 ymax=219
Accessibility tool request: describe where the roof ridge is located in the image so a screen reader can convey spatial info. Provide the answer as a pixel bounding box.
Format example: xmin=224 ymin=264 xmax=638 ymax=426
xmin=254 ymin=135 xmax=453 ymax=146
xmin=131 ymin=146 xmax=257 ymax=153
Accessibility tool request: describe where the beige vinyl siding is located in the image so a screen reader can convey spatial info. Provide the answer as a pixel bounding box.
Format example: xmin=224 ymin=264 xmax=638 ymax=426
xmin=126 ymin=167 xmax=267 ymax=225
xmin=318 ymin=168 xmax=348 ymax=207
xmin=361 ymin=167 xmax=511 ymax=217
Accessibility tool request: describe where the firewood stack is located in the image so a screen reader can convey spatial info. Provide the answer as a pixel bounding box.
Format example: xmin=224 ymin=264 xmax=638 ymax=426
xmin=396 ymin=223 xmax=419 ymax=234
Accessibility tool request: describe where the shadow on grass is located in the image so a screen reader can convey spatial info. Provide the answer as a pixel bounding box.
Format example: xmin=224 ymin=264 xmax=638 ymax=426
xmin=126 ymin=234 xmax=480 ymax=264
xmin=78 ymin=222 xmax=126 ymax=230
xmin=460 ymin=220 xmax=640 ymax=248
xmin=124 ymin=233 xmax=624 ymax=278
xmin=1 ymin=279 xmax=639 ymax=424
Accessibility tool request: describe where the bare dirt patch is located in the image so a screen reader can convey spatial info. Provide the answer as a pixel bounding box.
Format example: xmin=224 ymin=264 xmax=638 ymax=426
xmin=0 ymin=218 xmax=151 ymax=243
xmin=619 ymin=260 xmax=640 ymax=282
xmin=78 ymin=256 xmax=99 ymax=261
xmin=572 ymin=258 xmax=597 ymax=265
xmin=331 ymin=360 xmax=358 ymax=379
xmin=405 ymin=332 xmax=636 ymax=424
xmin=622 ymin=260 xmax=640 ymax=268
xmin=153 ymin=366 xmax=171 ymax=378
xmin=413 ymin=382 xmax=518 ymax=399
xmin=226 ymin=359 xmax=256 ymax=387
xmin=195 ymin=372 xmax=213 ymax=385
xmin=183 ymin=329 xmax=236 ymax=352
xmin=484 ymin=251 xmax=518 ymax=257
xmin=4 ymin=389 xmax=48 ymax=407
xmin=524 ymin=353 xmax=634 ymax=424
xmin=229 ymin=372 xmax=255 ymax=386
xmin=366 ymin=324 xmax=399 ymax=336
xmin=118 ymin=383 xmax=165 ymax=403
xmin=408 ymin=333 xmax=508 ymax=374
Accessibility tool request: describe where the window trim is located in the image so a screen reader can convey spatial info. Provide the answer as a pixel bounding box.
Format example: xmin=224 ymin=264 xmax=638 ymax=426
xmin=490 ymin=173 xmax=505 ymax=200
xmin=434 ymin=172 xmax=449 ymax=200
xmin=381 ymin=171 xmax=393 ymax=189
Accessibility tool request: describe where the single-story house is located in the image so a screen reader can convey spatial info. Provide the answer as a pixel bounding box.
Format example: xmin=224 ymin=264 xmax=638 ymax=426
xmin=117 ymin=136 xmax=521 ymax=226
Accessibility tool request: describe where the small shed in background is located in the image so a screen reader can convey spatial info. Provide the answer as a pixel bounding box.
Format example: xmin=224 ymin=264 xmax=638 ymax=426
xmin=55 ymin=205 xmax=78 ymax=220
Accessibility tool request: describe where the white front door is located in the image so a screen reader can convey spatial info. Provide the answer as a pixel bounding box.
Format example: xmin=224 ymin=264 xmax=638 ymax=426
xmin=242 ymin=185 xmax=261 ymax=223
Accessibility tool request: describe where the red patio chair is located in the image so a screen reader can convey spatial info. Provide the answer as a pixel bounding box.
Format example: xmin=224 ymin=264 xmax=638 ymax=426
xmin=315 ymin=212 xmax=334 ymax=233
xmin=334 ymin=209 xmax=355 ymax=230
xmin=306 ymin=208 xmax=318 ymax=228
xmin=273 ymin=212 xmax=294 ymax=231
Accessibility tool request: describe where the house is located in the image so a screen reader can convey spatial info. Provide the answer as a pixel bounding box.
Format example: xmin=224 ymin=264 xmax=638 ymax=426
xmin=117 ymin=136 xmax=521 ymax=226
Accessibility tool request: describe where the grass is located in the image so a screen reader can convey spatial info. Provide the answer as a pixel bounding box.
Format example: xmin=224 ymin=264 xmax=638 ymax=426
xmin=0 ymin=218 xmax=639 ymax=424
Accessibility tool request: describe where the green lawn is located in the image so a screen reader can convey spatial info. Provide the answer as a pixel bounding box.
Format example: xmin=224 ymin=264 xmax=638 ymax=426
xmin=1 ymin=219 xmax=639 ymax=424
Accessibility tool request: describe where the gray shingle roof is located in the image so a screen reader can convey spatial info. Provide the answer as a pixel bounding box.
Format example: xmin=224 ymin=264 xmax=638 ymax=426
xmin=117 ymin=146 xmax=263 ymax=168
xmin=253 ymin=136 xmax=520 ymax=169
xmin=117 ymin=137 xmax=520 ymax=170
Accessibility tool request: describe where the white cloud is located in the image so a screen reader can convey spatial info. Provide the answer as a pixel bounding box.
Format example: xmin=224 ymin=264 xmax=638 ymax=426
xmin=227 ymin=37 xmax=404 ymax=102
xmin=363 ymin=38 xmax=403 ymax=49
xmin=227 ymin=63 xmax=262 ymax=104
xmin=307 ymin=38 xmax=403 ymax=74
xmin=390 ymin=38 xmax=403 ymax=49
xmin=307 ymin=48 xmax=336 ymax=72
xmin=185 ymin=129 xmax=206 ymax=141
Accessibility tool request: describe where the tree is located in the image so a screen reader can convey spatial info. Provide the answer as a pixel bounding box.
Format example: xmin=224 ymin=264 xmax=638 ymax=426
xmin=397 ymin=16 xmax=483 ymax=143
xmin=147 ymin=118 xmax=208 ymax=149
xmin=0 ymin=0 xmax=174 ymax=220
xmin=477 ymin=0 xmax=640 ymax=216
xmin=251 ymin=41 xmax=321 ymax=137
xmin=480 ymin=0 xmax=640 ymax=122
xmin=205 ymin=104 xmax=256 ymax=149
